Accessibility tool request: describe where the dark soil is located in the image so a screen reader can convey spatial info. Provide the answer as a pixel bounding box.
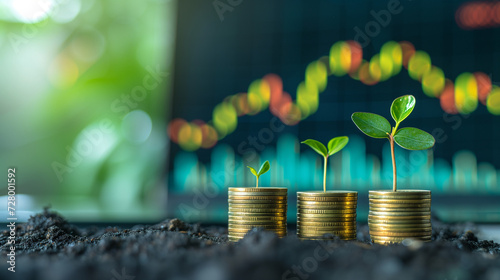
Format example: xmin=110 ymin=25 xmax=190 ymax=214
xmin=1 ymin=209 xmax=499 ymax=280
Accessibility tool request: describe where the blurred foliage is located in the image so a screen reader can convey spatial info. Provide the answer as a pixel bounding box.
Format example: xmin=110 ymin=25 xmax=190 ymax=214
xmin=0 ymin=0 xmax=175 ymax=221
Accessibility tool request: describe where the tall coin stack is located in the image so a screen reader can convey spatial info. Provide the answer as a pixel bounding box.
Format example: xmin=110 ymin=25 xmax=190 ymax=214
xmin=297 ymin=191 xmax=357 ymax=240
xmin=368 ymin=190 xmax=432 ymax=244
xmin=228 ymin=187 xmax=287 ymax=242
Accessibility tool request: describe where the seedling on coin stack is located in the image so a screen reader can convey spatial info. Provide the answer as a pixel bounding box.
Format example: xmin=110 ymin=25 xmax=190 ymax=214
xmin=301 ymin=137 xmax=349 ymax=193
xmin=247 ymin=161 xmax=270 ymax=188
xmin=227 ymin=161 xmax=287 ymax=242
xmin=297 ymin=137 xmax=358 ymax=240
xmin=351 ymin=95 xmax=436 ymax=244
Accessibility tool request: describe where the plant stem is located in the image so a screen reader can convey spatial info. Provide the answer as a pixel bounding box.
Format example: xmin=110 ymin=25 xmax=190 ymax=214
xmin=323 ymin=156 xmax=327 ymax=193
xmin=392 ymin=122 xmax=400 ymax=136
xmin=389 ymin=134 xmax=397 ymax=192
xmin=256 ymin=177 xmax=259 ymax=188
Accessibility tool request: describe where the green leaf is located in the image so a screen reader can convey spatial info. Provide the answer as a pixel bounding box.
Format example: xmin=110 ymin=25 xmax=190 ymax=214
xmin=247 ymin=166 xmax=258 ymax=177
xmin=301 ymin=139 xmax=328 ymax=157
xmin=390 ymin=95 xmax=416 ymax=124
xmin=257 ymin=161 xmax=270 ymax=176
xmin=327 ymin=136 xmax=349 ymax=156
xmin=394 ymin=127 xmax=435 ymax=150
xmin=351 ymin=112 xmax=391 ymax=139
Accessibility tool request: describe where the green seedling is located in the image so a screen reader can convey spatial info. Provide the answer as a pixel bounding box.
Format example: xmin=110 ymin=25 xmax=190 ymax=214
xmin=247 ymin=160 xmax=270 ymax=188
xmin=301 ymin=136 xmax=349 ymax=192
xmin=351 ymin=95 xmax=435 ymax=192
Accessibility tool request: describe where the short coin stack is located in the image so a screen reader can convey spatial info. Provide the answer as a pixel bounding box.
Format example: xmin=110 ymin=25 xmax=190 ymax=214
xmin=368 ymin=190 xmax=432 ymax=244
xmin=297 ymin=191 xmax=358 ymax=240
xmin=228 ymin=187 xmax=287 ymax=242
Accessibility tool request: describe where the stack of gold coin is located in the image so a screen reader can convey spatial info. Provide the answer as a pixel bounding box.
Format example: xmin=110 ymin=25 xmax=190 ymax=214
xmin=297 ymin=191 xmax=357 ymax=240
xmin=228 ymin=187 xmax=287 ymax=242
xmin=368 ymin=190 xmax=432 ymax=244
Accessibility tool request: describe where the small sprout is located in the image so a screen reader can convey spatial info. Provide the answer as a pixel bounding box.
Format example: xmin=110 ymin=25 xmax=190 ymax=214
xmin=301 ymin=136 xmax=349 ymax=192
xmin=352 ymin=95 xmax=435 ymax=192
xmin=247 ymin=160 xmax=270 ymax=188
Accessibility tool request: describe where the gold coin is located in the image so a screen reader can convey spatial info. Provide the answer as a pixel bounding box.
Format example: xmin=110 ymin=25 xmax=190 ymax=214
xmin=229 ymin=213 xmax=286 ymax=218
xmin=368 ymin=218 xmax=431 ymax=226
xmin=369 ymin=195 xmax=431 ymax=201
xmin=297 ymin=191 xmax=357 ymax=197
xmin=229 ymin=230 xmax=287 ymax=236
xmin=298 ymin=236 xmax=356 ymax=241
xmin=229 ymin=221 xmax=286 ymax=226
xmin=372 ymin=238 xmax=431 ymax=245
xmin=368 ymin=218 xmax=431 ymax=224
xmin=298 ymin=217 xmax=357 ymax=223
xmin=298 ymin=236 xmax=356 ymax=240
xmin=368 ymin=218 xmax=431 ymax=223
xmin=298 ymin=209 xmax=357 ymax=214
xmin=298 ymin=227 xmax=356 ymax=233
xmin=298 ymin=222 xmax=356 ymax=227
xmin=369 ymin=195 xmax=431 ymax=200
xmin=371 ymin=236 xmax=431 ymax=242
xmin=229 ymin=219 xmax=287 ymax=225
xmin=369 ymin=190 xmax=430 ymax=199
xmin=228 ymin=229 xmax=287 ymax=235
xmin=229 ymin=201 xmax=287 ymax=206
xmin=229 ymin=187 xmax=287 ymax=193
xmin=369 ymin=202 xmax=431 ymax=208
xmin=368 ymin=215 xmax=431 ymax=221
xmin=229 ymin=224 xmax=287 ymax=230
xmin=228 ymin=191 xmax=287 ymax=196
xmin=297 ymin=221 xmax=356 ymax=227
xmin=298 ymin=227 xmax=357 ymax=233
xmin=298 ymin=213 xmax=357 ymax=218
xmin=368 ymin=222 xmax=431 ymax=228
xmin=298 ymin=200 xmax=357 ymax=205
xmin=229 ymin=195 xmax=287 ymax=201
xmin=369 ymin=200 xmax=430 ymax=205
xmin=229 ymin=207 xmax=287 ymax=213
xmin=229 ymin=221 xmax=287 ymax=227
xmin=229 ymin=215 xmax=286 ymax=220
xmin=228 ymin=236 xmax=245 ymax=241
xmin=297 ymin=222 xmax=356 ymax=229
xmin=368 ymin=225 xmax=432 ymax=232
xmin=228 ymin=210 xmax=286 ymax=215
xmin=229 ymin=199 xmax=287 ymax=204
xmin=371 ymin=240 xmax=428 ymax=245
xmin=298 ymin=197 xmax=358 ymax=202
xmin=298 ymin=232 xmax=357 ymax=237
xmin=369 ymin=207 xmax=431 ymax=212
xmin=369 ymin=204 xmax=431 ymax=210
xmin=297 ymin=218 xmax=356 ymax=223
xmin=228 ymin=209 xmax=287 ymax=214
xmin=229 ymin=209 xmax=286 ymax=214
xmin=229 ymin=203 xmax=287 ymax=208
xmin=228 ymin=228 xmax=287 ymax=235
xmin=369 ymin=198 xmax=431 ymax=204
xmin=298 ymin=201 xmax=357 ymax=207
xmin=228 ymin=233 xmax=287 ymax=239
xmin=229 ymin=212 xmax=286 ymax=218
xmin=369 ymin=211 xmax=430 ymax=217
xmin=369 ymin=230 xmax=432 ymax=237
xmin=297 ymin=205 xmax=357 ymax=210
xmin=369 ymin=190 xmax=430 ymax=195
xmin=297 ymin=231 xmax=356 ymax=236
xmin=228 ymin=228 xmax=287 ymax=234
xmin=298 ymin=233 xmax=356 ymax=239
